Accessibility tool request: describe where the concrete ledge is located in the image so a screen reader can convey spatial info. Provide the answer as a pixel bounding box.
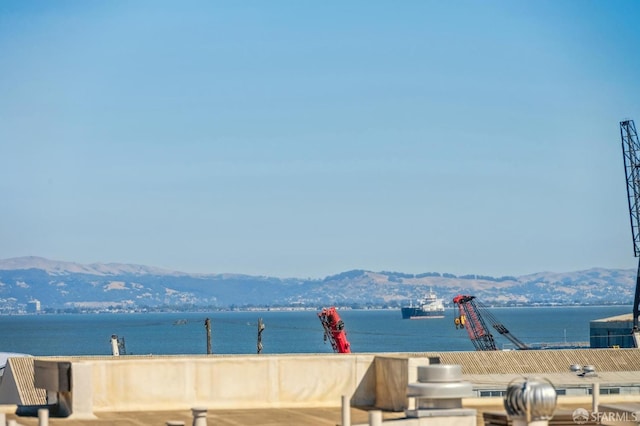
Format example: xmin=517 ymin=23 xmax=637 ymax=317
xmin=0 ymin=405 xmax=17 ymax=414
xmin=89 ymin=353 xmax=377 ymax=412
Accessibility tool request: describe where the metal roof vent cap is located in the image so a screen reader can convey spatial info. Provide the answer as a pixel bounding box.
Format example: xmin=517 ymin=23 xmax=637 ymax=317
xmin=405 ymin=364 xmax=477 ymax=421
xmin=504 ymin=377 xmax=557 ymax=424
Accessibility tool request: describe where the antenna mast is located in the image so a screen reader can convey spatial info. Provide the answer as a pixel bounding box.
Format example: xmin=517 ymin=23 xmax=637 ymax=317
xmin=620 ymin=119 xmax=640 ymax=329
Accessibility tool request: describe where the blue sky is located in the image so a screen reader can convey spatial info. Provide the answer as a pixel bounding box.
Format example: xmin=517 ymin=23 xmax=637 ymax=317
xmin=1 ymin=1 xmax=639 ymax=278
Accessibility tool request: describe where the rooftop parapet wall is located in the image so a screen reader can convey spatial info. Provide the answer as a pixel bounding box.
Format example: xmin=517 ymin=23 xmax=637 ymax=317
xmin=5 ymin=349 xmax=640 ymax=415
xmin=82 ymin=349 xmax=640 ymax=413
xmin=89 ymin=354 xmax=379 ymax=412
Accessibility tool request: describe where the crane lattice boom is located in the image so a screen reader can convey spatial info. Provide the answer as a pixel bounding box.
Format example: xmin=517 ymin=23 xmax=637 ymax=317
xmin=620 ymin=119 xmax=640 ymax=330
xmin=453 ymin=294 xmax=529 ymax=351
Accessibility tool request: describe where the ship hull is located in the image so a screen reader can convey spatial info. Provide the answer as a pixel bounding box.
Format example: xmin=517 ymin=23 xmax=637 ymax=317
xmin=401 ymin=307 xmax=445 ymax=320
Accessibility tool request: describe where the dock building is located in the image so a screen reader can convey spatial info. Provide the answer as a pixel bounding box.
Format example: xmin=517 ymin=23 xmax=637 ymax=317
xmin=590 ymin=313 xmax=635 ymax=349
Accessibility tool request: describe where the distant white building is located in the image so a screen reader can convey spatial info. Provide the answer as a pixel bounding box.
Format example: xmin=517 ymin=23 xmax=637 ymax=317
xmin=26 ymin=299 xmax=41 ymax=313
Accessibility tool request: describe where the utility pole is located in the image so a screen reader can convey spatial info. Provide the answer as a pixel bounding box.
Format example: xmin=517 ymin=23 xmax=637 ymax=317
xmin=204 ymin=317 xmax=212 ymax=354
xmin=257 ymin=318 xmax=265 ymax=354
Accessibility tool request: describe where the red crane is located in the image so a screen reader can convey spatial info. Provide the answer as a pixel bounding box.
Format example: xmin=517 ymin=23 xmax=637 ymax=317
xmin=318 ymin=307 xmax=351 ymax=353
xmin=453 ymin=294 xmax=529 ymax=351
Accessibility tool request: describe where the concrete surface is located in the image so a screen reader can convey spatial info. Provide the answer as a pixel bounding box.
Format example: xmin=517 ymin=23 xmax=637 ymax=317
xmin=2 ymin=406 xmax=408 ymax=426
xmin=3 ymin=398 xmax=638 ymax=426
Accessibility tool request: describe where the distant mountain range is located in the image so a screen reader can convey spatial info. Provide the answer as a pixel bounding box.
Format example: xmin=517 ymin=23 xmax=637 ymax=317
xmin=0 ymin=256 xmax=635 ymax=312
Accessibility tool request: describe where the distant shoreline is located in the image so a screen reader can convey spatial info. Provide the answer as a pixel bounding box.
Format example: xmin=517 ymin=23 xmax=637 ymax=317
xmin=5 ymin=303 xmax=634 ymax=316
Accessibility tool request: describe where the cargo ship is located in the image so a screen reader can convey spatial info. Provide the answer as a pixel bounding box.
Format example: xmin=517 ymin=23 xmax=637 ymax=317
xmin=401 ymin=289 xmax=445 ymax=319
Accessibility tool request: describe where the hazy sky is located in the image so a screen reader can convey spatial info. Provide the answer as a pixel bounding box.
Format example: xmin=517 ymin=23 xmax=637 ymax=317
xmin=1 ymin=1 xmax=640 ymax=278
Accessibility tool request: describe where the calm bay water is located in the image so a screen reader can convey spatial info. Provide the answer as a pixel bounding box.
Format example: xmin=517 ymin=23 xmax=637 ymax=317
xmin=0 ymin=305 xmax=632 ymax=356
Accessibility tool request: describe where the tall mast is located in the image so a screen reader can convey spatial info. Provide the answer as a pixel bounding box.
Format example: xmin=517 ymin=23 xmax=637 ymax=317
xmin=620 ymin=119 xmax=640 ymax=329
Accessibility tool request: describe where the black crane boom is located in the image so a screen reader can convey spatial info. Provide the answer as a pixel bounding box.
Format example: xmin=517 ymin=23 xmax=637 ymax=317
xmin=620 ymin=119 xmax=640 ymax=330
